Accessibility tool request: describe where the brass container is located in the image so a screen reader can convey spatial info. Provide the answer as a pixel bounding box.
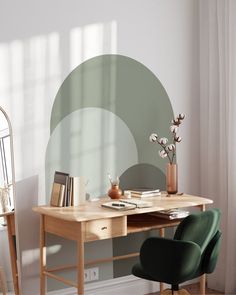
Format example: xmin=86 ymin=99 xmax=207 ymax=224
xmin=108 ymin=184 xmax=122 ymax=199
xmin=166 ymin=163 xmax=178 ymax=194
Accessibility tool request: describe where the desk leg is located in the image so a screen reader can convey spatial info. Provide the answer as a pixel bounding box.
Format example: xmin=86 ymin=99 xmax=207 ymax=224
xmin=199 ymin=204 xmax=206 ymax=295
xmin=200 ymin=204 xmax=206 ymax=212
xmin=0 ymin=265 xmax=8 ymax=295
xmin=77 ymin=222 xmax=85 ymax=295
xmin=6 ymin=215 xmax=19 ymax=295
xmin=40 ymin=215 xmax=46 ymax=295
xmin=159 ymin=228 xmax=165 ymax=294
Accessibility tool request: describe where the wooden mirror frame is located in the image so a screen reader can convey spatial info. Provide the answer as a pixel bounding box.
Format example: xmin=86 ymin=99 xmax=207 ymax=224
xmin=0 ymin=106 xmax=20 ymax=294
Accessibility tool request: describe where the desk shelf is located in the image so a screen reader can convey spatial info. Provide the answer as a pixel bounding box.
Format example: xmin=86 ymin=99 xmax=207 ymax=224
xmin=127 ymin=213 xmax=181 ymax=234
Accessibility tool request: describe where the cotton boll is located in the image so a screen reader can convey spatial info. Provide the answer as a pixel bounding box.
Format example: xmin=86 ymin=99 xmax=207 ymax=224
xmin=170 ymin=125 xmax=178 ymax=133
xmin=178 ymin=113 xmax=185 ymax=120
xmin=174 ymin=136 xmax=182 ymax=143
xmin=159 ymin=137 xmax=168 ymax=145
xmin=172 ymin=118 xmax=180 ymax=125
xmin=159 ymin=150 xmax=167 ymax=158
xmin=149 ymin=133 xmax=158 ymax=142
xmin=167 ymin=144 xmax=175 ymax=151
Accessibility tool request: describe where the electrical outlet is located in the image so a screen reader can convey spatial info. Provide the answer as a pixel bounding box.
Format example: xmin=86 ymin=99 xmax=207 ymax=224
xmin=84 ymin=269 xmax=90 ymax=282
xmin=89 ymin=267 xmax=99 ymax=281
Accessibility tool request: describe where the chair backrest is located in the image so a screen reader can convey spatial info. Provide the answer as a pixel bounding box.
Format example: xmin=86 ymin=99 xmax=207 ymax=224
xmin=174 ymin=209 xmax=221 ymax=253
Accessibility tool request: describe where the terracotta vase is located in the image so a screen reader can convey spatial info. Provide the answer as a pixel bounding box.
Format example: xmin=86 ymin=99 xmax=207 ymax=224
xmin=166 ymin=163 xmax=178 ymax=194
xmin=108 ymin=184 xmax=122 ymax=199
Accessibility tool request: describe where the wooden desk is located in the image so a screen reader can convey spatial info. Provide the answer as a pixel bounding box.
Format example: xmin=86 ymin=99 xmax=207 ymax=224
xmin=0 ymin=211 xmax=19 ymax=295
xmin=33 ymin=193 xmax=213 ymax=295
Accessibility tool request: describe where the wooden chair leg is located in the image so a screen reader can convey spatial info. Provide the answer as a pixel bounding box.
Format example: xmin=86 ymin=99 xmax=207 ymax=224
xmin=0 ymin=266 xmax=8 ymax=295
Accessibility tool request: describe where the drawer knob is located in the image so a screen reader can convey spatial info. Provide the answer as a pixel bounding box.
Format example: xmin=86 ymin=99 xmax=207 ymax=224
xmin=101 ymin=226 xmax=107 ymax=230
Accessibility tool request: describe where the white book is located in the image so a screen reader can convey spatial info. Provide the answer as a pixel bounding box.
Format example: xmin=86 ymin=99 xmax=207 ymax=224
xmin=101 ymin=201 xmax=136 ymax=211
xmin=72 ymin=176 xmax=86 ymax=206
xmin=131 ymin=192 xmax=161 ymax=198
xmin=128 ymin=188 xmax=160 ymax=195
xmin=120 ymin=198 xmax=152 ymax=208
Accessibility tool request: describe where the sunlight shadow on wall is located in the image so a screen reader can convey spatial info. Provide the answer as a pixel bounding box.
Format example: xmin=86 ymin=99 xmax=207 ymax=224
xmin=0 ymin=21 xmax=119 ymax=291
xmin=0 ymin=33 xmax=61 ymax=187
xmin=0 ymin=21 xmax=117 ymax=203
xmin=70 ymin=21 xmax=117 ymax=70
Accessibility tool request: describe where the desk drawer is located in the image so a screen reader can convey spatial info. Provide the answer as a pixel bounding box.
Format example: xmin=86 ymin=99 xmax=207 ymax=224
xmin=85 ymin=216 xmax=127 ymax=242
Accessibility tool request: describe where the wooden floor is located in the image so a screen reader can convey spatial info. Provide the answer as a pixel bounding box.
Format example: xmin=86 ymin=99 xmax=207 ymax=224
xmin=147 ymin=283 xmax=224 ymax=295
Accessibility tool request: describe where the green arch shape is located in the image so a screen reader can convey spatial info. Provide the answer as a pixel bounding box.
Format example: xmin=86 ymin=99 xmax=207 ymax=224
xmin=50 ymin=54 xmax=174 ymax=172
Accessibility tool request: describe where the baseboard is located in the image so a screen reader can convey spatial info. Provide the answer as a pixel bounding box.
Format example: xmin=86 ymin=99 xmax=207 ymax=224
xmin=47 ymin=275 xmax=199 ymax=295
xmin=7 ymin=282 xmax=14 ymax=293
xmin=47 ymin=275 xmax=159 ymax=295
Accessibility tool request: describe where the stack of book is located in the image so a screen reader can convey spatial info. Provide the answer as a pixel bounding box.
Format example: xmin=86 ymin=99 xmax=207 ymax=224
xmin=127 ymin=188 xmax=161 ymax=198
xmin=50 ymin=171 xmax=83 ymax=207
xmin=150 ymin=209 xmax=189 ymax=220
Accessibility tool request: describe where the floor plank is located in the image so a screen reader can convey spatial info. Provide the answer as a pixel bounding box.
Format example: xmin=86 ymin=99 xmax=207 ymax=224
xmin=146 ymin=283 xmax=224 ymax=295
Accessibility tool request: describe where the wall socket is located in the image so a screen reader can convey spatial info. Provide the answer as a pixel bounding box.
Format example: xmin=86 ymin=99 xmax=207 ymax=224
xmin=90 ymin=267 xmax=99 ymax=281
xmin=84 ymin=267 xmax=99 ymax=282
xmin=84 ymin=269 xmax=90 ymax=282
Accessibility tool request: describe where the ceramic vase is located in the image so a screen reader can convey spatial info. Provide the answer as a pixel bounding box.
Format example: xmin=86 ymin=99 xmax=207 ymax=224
xmin=108 ymin=184 xmax=122 ymax=199
xmin=166 ymin=163 xmax=178 ymax=194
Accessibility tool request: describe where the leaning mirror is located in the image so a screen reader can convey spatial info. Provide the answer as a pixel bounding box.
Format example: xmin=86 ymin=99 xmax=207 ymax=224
xmin=0 ymin=106 xmax=19 ymax=294
xmin=0 ymin=109 xmax=14 ymax=218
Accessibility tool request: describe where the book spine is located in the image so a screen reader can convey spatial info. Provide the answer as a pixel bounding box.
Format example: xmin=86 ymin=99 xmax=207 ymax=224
xmin=72 ymin=176 xmax=86 ymax=206
xmin=50 ymin=183 xmax=66 ymax=207
xmin=58 ymin=184 xmax=66 ymax=207
xmin=129 ymin=190 xmax=160 ymax=195
xmin=51 ymin=171 xmax=70 ymax=207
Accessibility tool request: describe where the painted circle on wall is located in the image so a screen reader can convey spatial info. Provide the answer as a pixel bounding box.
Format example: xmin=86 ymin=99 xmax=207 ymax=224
xmin=45 ymin=107 xmax=138 ymax=199
xmin=46 ymin=54 xmax=174 ymax=199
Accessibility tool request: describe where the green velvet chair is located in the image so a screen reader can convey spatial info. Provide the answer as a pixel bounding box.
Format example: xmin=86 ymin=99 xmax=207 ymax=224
xmin=132 ymin=209 xmax=221 ymax=295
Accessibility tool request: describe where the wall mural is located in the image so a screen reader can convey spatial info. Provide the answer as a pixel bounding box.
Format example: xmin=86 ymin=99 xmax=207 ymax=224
xmin=45 ymin=54 xmax=174 ymax=280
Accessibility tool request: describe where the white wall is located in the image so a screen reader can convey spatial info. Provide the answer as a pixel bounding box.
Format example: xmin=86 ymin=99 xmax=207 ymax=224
xmin=0 ymin=0 xmax=200 ymax=292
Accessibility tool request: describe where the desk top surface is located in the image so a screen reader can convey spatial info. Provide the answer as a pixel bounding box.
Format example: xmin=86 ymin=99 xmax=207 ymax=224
xmin=0 ymin=210 xmax=14 ymax=218
xmin=33 ymin=193 xmax=213 ymax=222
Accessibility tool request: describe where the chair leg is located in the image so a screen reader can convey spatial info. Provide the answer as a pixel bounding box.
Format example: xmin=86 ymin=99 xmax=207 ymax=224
xmin=0 ymin=266 xmax=8 ymax=295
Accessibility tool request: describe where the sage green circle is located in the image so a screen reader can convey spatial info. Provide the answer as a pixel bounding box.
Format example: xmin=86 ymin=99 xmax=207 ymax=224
xmin=45 ymin=108 xmax=138 ymax=199
xmin=50 ymin=54 xmax=174 ymax=173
